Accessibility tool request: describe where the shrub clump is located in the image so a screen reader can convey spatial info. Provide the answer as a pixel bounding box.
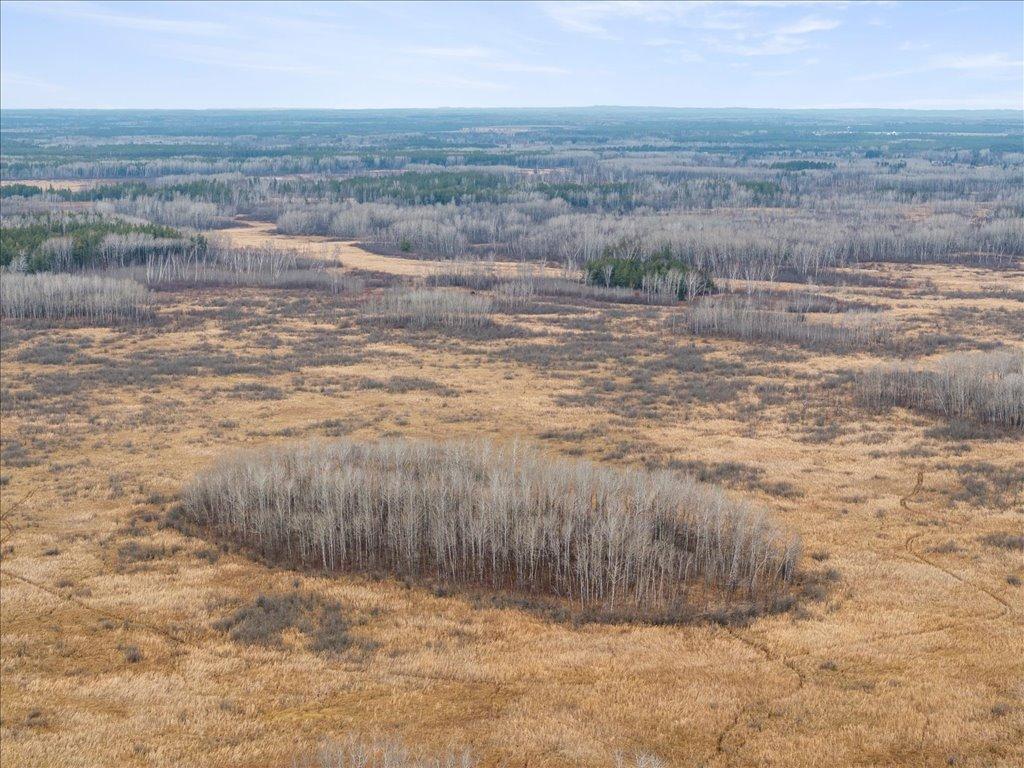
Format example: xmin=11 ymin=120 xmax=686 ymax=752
xmin=857 ymin=349 xmax=1023 ymax=429
xmin=979 ymin=532 xmax=1024 ymax=551
xmin=686 ymin=297 xmax=886 ymax=349
xmin=584 ymin=248 xmax=715 ymax=301
xmin=213 ymin=590 xmax=352 ymax=654
xmin=1 ymin=272 xmax=152 ymax=324
xmin=183 ymin=439 xmax=801 ymax=620
xmin=366 ymin=288 xmax=494 ymax=329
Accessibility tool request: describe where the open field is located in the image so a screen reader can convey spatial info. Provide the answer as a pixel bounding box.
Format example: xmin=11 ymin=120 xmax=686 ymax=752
xmin=0 ymin=179 xmax=105 ymax=192
xmin=1 ymin=108 xmax=1022 ymax=767
xmin=2 ymin=230 xmax=1022 ymax=766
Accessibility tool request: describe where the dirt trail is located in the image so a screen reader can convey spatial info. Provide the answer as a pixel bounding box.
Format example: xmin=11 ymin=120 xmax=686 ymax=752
xmin=0 ymin=567 xmax=198 ymax=648
xmin=712 ymin=626 xmax=806 ymax=767
xmin=903 ymin=531 xmax=1016 ymax=617
xmin=215 ymin=218 xmax=567 ymax=279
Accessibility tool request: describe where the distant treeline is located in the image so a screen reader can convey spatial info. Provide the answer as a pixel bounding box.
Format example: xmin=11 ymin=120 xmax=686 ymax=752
xmin=1 ymin=178 xmax=236 ymax=203
xmin=2 ymin=109 xmax=1021 ymax=280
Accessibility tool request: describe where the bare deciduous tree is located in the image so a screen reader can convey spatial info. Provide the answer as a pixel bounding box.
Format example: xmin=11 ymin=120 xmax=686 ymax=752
xmin=183 ymin=439 xmax=801 ymax=618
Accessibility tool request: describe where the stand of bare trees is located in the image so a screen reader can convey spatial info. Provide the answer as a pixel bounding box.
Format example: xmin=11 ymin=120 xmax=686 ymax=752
xmin=1 ymin=272 xmax=151 ymax=323
xmin=685 ymin=297 xmax=887 ymax=349
xmin=366 ymin=288 xmax=495 ymax=329
xmin=857 ymin=349 xmax=1024 ymax=428
xmin=131 ymin=244 xmax=361 ymax=292
xmin=183 ymin=439 xmax=801 ymax=618
xmin=99 ymin=196 xmax=228 ymax=230
xmin=428 ymin=264 xmax=685 ymax=306
xmin=273 ymin=199 xmax=1023 ymax=278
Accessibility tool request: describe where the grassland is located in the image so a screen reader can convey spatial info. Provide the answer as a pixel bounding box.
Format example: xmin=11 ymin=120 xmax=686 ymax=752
xmin=1 ymin=218 xmax=1021 ymax=767
xmin=1 ymin=108 xmax=1022 ymax=767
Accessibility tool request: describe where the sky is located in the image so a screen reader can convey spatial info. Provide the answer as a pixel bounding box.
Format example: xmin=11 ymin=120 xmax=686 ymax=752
xmin=1 ymin=1 xmax=1021 ymax=110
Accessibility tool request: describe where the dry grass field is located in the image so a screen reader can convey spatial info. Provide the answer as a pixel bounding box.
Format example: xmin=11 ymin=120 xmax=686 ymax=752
xmin=1 ymin=221 xmax=1021 ymax=767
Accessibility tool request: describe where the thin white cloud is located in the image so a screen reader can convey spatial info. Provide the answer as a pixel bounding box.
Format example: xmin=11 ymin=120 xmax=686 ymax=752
xmin=853 ymin=52 xmax=1023 ymax=81
xmin=733 ymin=1 xmax=856 ymax=6
xmin=644 ymin=37 xmax=685 ymax=47
xmin=0 ymin=71 xmax=66 ymax=92
xmin=155 ymin=42 xmax=340 ymax=76
xmin=14 ymin=0 xmax=230 ymax=37
xmin=487 ymin=61 xmax=570 ymax=74
xmin=403 ymin=44 xmax=568 ymax=75
xmin=538 ymin=1 xmax=848 ymax=35
xmin=775 ymin=16 xmax=840 ymax=35
xmin=931 ymin=53 xmax=1023 ymax=71
xmin=711 ymin=36 xmax=812 ymax=57
xmin=644 ymin=38 xmax=706 ymax=62
xmin=753 ymin=68 xmax=801 ymax=77
xmin=246 ymin=12 xmax=351 ymax=37
xmin=405 ymin=45 xmax=493 ymax=59
xmin=537 ymin=1 xmax=750 ymax=39
xmin=538 ymin=1 xmax=619 ymax=39
xmin=709 ymin=13 xmax=841 ymax=56
xmin=413 ymin=75 xmax=510 ymax=92
xmin=539 ymin=1 xmax=841 ymax=56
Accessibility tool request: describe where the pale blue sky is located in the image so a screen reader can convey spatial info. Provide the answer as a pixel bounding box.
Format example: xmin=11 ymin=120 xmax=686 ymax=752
xmin=1 ymin=1 xmax=1021 ymax=109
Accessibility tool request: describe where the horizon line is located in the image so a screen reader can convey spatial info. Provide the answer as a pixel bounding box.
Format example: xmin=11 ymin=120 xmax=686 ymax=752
xmin=1 ymin=105 xmax=1021 ymax=113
